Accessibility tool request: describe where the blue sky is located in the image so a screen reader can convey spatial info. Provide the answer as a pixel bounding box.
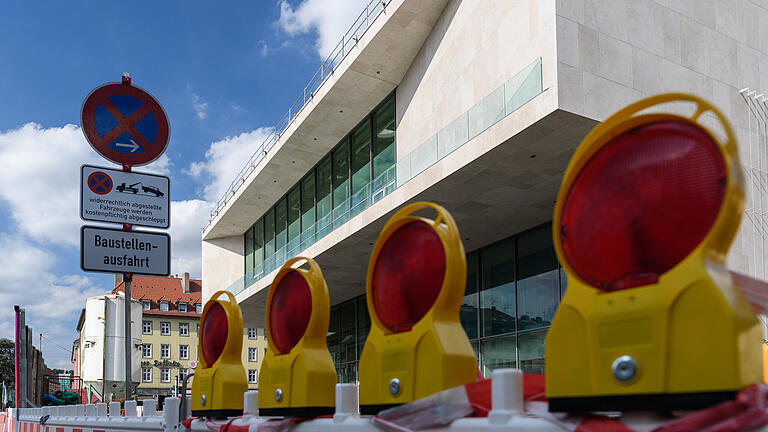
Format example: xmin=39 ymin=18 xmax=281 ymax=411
xmin=0 ymin=0 xmax=366 ymax=368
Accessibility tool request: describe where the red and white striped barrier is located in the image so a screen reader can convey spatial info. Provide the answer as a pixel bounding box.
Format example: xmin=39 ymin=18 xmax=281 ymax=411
xmin=6 ymin=370 xmax=768 ymax=432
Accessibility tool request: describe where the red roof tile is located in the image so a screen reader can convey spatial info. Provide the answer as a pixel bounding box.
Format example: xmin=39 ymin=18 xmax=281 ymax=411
xmin=113 ymin=275 xmax=202 ymax=315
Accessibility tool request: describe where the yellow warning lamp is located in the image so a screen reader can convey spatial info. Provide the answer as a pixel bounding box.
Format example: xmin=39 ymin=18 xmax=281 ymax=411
xmin=258 ymin=256 xmax=336 ymax=417
xmin=546 ymin=93 xmax=762 ymax=412
xmin=358 ymin=202 xmax=476 ymax=414
xmin=191 ymin=290 xmax=248 ymax=417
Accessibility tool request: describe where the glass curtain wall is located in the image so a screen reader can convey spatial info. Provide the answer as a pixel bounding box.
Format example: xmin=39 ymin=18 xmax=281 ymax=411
xmin=287 ymin=187 xmax=301 ymax=256
xmin=333 ymin=140 xmax=350 ymax=228
xmin=372 ymin=97 xmax=396 ymax=199
xmin=350 ymin=120 xmax=371 ymax=217
xmin=316 ymin=157 xmax=332 ymax=239
xmin=242 ymin=93 xmax=395 ymax=286
xmin=301 ymin=174 xmax=315 ymax=249
xmin=324 ymin=222 xmax=564 ymax=383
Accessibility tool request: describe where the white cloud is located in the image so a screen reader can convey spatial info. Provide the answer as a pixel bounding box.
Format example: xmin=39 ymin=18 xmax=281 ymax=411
xmin=187 ymin=127 xmax=273 ymax=202
xmin=257 ymin=40 xmax=268 ymax=57
xmin=278 ymin=0 xmax=367 ymax=58
xmin=0 ymin=123 xmax=170 ymax=247
xmin=167 ymin=199 xmax=212 ymax=278
xmin=0 ymin=123 xmax=173 ymax=368
xmin=192 ymin=93 xmax=209 ymax=120
xmin=0 ymin=234 xmax=104 ymax=369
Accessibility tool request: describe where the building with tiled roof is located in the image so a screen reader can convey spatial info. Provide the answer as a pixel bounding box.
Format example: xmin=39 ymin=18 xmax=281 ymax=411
xmin=112 ymin=273 xmax=266 ymax=399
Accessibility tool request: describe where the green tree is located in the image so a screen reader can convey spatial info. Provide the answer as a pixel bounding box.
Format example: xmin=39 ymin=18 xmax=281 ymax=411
xmin=0 ymin=338 xmax=14 ymax=403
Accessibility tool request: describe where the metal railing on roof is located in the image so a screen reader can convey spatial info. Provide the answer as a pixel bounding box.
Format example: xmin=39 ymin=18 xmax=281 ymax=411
xmin=205 ymin=0 xmax=392 ymax=230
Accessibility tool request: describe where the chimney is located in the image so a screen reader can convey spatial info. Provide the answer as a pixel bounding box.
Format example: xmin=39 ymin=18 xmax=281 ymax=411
xmin=183 ymin=272 xmax=190 ymax=294
xmin=114 ymin=273 xmax=123 ymax=288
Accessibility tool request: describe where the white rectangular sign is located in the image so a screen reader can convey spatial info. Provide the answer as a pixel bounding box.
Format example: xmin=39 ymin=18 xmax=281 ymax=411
xmin=81 ymin=164 xmax=170 ymax=228
xmin=81 ymin=226 xmax=170 ymax=276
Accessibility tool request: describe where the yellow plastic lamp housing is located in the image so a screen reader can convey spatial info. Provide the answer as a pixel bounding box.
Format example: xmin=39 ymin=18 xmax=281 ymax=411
xmin=358 ymin=202 xmax=476 ymax=414
xmin=191 ymin=290 xmax=248 ymax=418
xmin=258 ymin=257 xmax=336 ymax=417
xmin=545 ymin=93 xmax=761 ymax=412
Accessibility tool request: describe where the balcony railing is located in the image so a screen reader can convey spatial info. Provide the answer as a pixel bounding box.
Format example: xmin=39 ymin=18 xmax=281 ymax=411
xmin=207 ymin=0 xmax=392 ymax=230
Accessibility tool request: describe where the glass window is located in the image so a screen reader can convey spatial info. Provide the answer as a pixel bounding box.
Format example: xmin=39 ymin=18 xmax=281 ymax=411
xmin=264 ymin=208 xmax=275 ymax=263
xmin=248 ymin=347 xmax=257 ymax=362
xmin=275 ymin=199 xmax=287 ymax=257
xmin=480 ymin=237 xmax=516 ymax=337
xmin=142 ymin=344 xmax=152 ymax=358
xmin=142 ymin=300 xmax=151 ymax=310
xmin=179 ymin=368 xmax=188 ymax=380
xmin=160 ymin=368 xmax=170 ymax=383
xmin=350 ymin=120 xmax=371 ymax=216
xmin=481 ymin=335 xmax=517 ymax=377
xmin=518 ymin=329 xmax=546 ymax=374
xmin=517 ymin=224 xmax=559 ymax=330
xmin=373 ymin=97 xmax=395 ymax=185
xmin=178 ymin=302 xmax=187 ymax=313
xmin=287 ymin=187 xmax=301 ymax=251
xmin=179 ymin=345 xmax=189 ymax=359
xmin=142 ymin=368 xmax=152 ymax=382
xmin=245 ymin=226 xmax=254 ymax=277
xmin=179 ymin=323 xmax=189 ymax=336
xmin=301 ymin=173 xmax=315 ymax=244
xmin=461 ymin=252 xmax=479 ymax=340
xmin=333 ymin=140 xmax=350 ymax=227
xmin=248 ymin=370 xmax=257 ymax=383
xmin=142 ymin=321 xmax=152 ymax=335
xmin=195 ymin=303 xmax=203 ymax=314
xmin=339 ymin=300 xmax=356 ymax=364
xmin=161 ymin=322 xmax=170 ymax=335
xmin=356 ymin=295 xmax=370 ymax=358
xmin=159 ymin=301 xmax=169 ymax=312
xmin=161 ymin=344 xmax=170 ymax=359
xmin=248 ymin=328 xmax=257 ymax=339
xmin=254 ymin=219 xmax=264 ymax=276
xmin=316 ymin=157 xmax=332 ymax=238
xmin=559 ymin=266 xmax=567 ymax=298
xmin=327 ymin=304 xmax=340 ymax=365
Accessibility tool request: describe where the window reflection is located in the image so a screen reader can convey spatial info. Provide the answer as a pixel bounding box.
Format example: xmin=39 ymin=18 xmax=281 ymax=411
xmin=481 ymin=335 xmax=516 ymax=377
xmin=519 ymin=329 xmax=546 ymax=374
xmin=461 ymin=252 xmax=479 ymax=339
xmin=480 ymin=237 xmax=516 ymax=337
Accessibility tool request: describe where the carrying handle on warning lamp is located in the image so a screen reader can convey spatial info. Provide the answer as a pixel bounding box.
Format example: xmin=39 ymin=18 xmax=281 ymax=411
xmin=567 ymin=93 xmax=738 ymax=178
xmin=366 ymin=201 xmax=466 ymax=328
xmin=200 ymin=290 xmax=242 ymax=368
xmin=554 ymin=92 xmax=743 ymax=268
xmin=266 ymin=256 xmax=330 ymax=351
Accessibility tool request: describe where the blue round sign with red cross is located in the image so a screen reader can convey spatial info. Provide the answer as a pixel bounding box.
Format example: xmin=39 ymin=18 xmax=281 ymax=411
xmin=81 ymin=83 xmax=169 ymax=166
xmin=87 ymin=171 xmax=113 ymax=195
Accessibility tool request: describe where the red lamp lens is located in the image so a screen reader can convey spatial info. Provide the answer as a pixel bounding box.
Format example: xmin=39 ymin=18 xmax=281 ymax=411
xmin=372 ymin=220 xmax=446 ymax=333
xmin=270 ymin=270 xmax=312 ymax=354
xmin=202 ymin=302 xmax=228 ymax=366
xmin=561 ymin=121 xmax=726 ymax=291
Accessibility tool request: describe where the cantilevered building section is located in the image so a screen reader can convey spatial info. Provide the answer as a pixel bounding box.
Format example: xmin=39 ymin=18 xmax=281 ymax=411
xmin=202 ymin=0 xmax=768 ymax=381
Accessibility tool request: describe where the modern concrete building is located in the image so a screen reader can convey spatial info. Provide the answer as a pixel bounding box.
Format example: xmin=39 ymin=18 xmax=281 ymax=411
xmin=201 ymin=0 xmax=768 ymax=381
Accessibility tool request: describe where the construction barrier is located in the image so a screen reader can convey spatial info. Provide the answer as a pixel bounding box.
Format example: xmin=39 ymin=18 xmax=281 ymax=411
xmin=6 ymin=369 xmax=768 ymax=432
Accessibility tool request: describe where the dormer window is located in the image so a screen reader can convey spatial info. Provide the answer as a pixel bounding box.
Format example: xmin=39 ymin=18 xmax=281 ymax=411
xmin=142 ymin=300 xmax=151 ymax=310
xmin=178 ymin=302 xmax=188 ymax=313
xmin=159 ymin=301 xmax=169 ymax=312
xmin=195 ymin=303 xmax=202 ymax=314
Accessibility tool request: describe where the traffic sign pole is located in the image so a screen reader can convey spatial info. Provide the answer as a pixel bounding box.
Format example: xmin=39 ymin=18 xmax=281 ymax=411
xmin=122 ymin=76 xmax=133 ymax=403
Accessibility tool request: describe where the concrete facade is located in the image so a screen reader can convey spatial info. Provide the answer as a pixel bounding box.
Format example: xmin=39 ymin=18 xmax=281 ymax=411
xmin=202 ymin=0 xmax=768 ymax=332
